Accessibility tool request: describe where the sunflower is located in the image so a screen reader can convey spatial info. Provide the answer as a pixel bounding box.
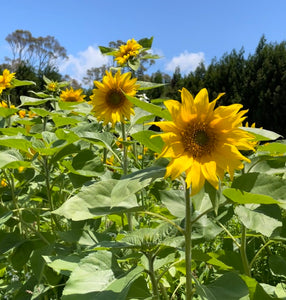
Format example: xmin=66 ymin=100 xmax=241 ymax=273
xmin=46 ymin=81 xmax=59 ymax=92
xmin=0 ymin=69 xmax=16 ymax=94
xmin=115 ymin=38 xmax=142 ymax=65
xmin=152 ymin=88 xmax=255 ymax=195
xmin=90 ymin=70 xmax=139 ymax=126
xmin=60 ymin=87 xmax=86 ymax=102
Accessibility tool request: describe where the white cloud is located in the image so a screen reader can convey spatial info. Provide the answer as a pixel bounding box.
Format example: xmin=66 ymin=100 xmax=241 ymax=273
xmin=165 ymin=51 xmax=205 ymax=74
xmin=58 ymin=45 xmax=110 ymax=83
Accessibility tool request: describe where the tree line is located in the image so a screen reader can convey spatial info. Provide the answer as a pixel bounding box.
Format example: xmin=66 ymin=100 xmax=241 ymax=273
xmin=1 ymin=30 xmax=286 ymax=136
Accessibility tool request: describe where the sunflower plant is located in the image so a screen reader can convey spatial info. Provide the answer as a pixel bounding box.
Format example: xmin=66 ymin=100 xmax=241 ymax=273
xmin=0 ymin=40 xmax=285 ymax=300
xmin=99 ymin=37 xmax=160 ymax=71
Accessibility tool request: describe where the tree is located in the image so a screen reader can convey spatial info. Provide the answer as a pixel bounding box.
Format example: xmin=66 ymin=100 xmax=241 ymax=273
xmin=5 ymin=29 xmax=68 ymax=72
xmin=82 ymin=65 xmax=109 ymax=87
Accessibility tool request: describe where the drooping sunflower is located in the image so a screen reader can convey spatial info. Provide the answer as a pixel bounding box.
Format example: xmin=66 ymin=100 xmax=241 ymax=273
xmin=60 ymin=87 xmax=86 ymax=102
xmin=90 ymin=70 xmax=139 ymax=126
xmin=152 ymin=88 xmax=255 ymax=195
xmin=115 ymin=38 xmax=142 ymax=65
xmin=0 ymin=69 xmax=16 ymax=94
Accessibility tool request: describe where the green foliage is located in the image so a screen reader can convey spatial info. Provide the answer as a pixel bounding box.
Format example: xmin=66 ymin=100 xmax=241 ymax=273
xmin=0 ymin=37 xmax=285 ymax=300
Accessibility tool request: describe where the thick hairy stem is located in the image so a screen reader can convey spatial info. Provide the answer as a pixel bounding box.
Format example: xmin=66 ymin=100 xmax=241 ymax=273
xmin=185 ymin=186 xmax=193 ymax=300
xmin=240 ymin=224 xmax=251 ymax=277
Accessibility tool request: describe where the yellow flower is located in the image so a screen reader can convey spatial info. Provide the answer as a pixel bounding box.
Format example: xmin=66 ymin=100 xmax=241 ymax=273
xmin=18 ymin=110 xmax=26 ymax=118
xmin=18 ymin=166 xmax=25 ymax=173
xmin=0 ymin=101 xmax=8 ymax=108
xmin=46 ymin=81 xmax=58 ymax=92
xmin=1 ymin=179 xmax=7 ymax=187
xmin=115 ymin=39 xmax=142 ymax=65
xmin=28 ymin=111 xmax=37 ymax=118
xmin=152 ymin=88 xmax=255 ymax=195
xmin=0 ymin=69 xmax=16 ymax=94
xmin=60 ymin=87 xmax=86 ymax=102
xmin=90 ymin=70 xmax=139 ymax=126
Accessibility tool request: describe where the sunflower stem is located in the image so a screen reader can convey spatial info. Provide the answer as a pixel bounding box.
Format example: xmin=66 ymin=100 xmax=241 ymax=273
xmin=240 ymin=224 xmax=251 ymax=277
xmin=185 ymin=185 xmax=193 ymax=300
xmin=121 ymin=122 xmax=128 ymax=174
xmin=121 ymin=122 xmax=133 ymax=231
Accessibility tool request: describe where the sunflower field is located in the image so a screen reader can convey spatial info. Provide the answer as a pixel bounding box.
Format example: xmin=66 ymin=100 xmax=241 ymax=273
xmin=0 ymin=37 xmax=286 ymax=300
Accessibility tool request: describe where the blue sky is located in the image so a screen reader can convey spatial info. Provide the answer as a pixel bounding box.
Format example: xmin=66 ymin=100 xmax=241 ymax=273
xmin=1 ymin=0 xmax=286 ymax=84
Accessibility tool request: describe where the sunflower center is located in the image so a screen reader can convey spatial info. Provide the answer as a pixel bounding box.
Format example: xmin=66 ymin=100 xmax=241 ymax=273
xmin=66 ymin=96 xmax=77 ymax=102
xmin=182 ymin=122 xmax=216 ymax=159
xmin=106 ymin=90 xmax=125 ymax=107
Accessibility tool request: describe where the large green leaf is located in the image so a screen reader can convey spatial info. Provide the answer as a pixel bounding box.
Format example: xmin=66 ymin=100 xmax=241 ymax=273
xmin=53 ymin=179 xmax=139 ymax=221
xmin=62 ymin=251 xmax=144 ymax=299
xmin=234 ymin=205 xmax=282 ymax=237
xmin=43 ymin=255 xmax=81 ymax=276
xmin=131 ymin=130 xmax=164 ymax=153
xmin=52 ymin=115 xmax=81 ymax=127
xmin=126 ymin=94 xmax=171 ymax=120
xmin=241 ymin=275 xmax=274 ymax=300
xmin=0 ymin=150 xmax=30 ymax=169
xmin=257 ymin=142 xmax=286 ymax=155
xmin=0 ymin=107 xmax=18 ymax=117
xmin=62 ymin=149 xmax=104 ymax=177
xmin=242 ymin=127 xmax=282 ymax=141
xmin=137 ymin=81 xmax=166 ymax=91
xmin=12 ymin=78 xmax=36 ymax=87
xmin=269 ymin=254 xmax=286 ymax=278
xmin=110 ymin=165 xmax=166 ymax=206
xmin=223 ymin=188 xmax=280 ymax=205
xmin=201 ymin=272 xmax=249 ymax=300
xmin=230 ymin=172 xmax=286 ymax=209
xmin=160 ymin=189 xmax=185 ymax=218
xmin=19 ymin=96 xmax=53 ymax=106
xmin=0 ymin=135 xmax=32 ymax=152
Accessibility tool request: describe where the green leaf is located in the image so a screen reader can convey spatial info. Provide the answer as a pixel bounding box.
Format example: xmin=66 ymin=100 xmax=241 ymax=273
xmin=204 ymin=272 xmax=249 ymax=300
xmin=257 ymin=142 xmax=286 ymax=155
xmin=0 ymin=127 xmax=27 ymax=135
xmin=43 ymin=255 xmax=81 ymax=276
xmin=0 ymin=230 xmax=23 ymax=254
xmin=192 ymin=214 xmax=223 ymax=240
xmin=53 ymin=179 xmax=139 ymax=221
xmin=12 ymin=78 xmax=36 ymax=87
xmin=242 ymin=127 xmax=282 ymax=141
xmin=30 ymin=108 xmax=51 ymax=117
xmin=52 ymin=115 xmax=80 ymax=127
xmin=62 ymin=251 xmax=144 ymax=299
xmin=223 ymin=188 xmax=280 ymax=205
xmin=62 ymin=149 xmax=104 ymax=177
xmin=19 ymin=96 xmax=52 ymax=106
xmin=98 ymin=46 xmax=117 ymax=54
xmin=0 ymin=211 xmax=13 ymax=226
xmin=137 ymin=81 xmax=166 ymax=91
xmin=127 ymin=58 xmax=140 ymax=71
xmin=11 ymin=241 xmax=34 ymax=271
xmin=132 ymin=130 xmax=164 ymax=153
xmin=126 ymin=94 xmax=171 ymax=120
xmin=138 ymin=37 xmax=153 ymax=49
xmin=0 ymin=150 xmax=28 ymax=169
xmin=234 ymin=205 xmax=282 ymax=237
xmin=126 ymin=275 xmax=151 ymax=298
xmin=269 ymin=255 xmax=286 ymax=278
xmin=241 ymin=275 xmax=274 ymax=300
xmin=230 ymin=172 xmax=286 ymax=209
xmin=0 ymin=107 xmax=18 ymax=117
xmin=111 ymin=165 xmax=166 ymax=206
xmin=29 ymin=91 xmax=50 ymax=98
xmin=160 ymin=189 xmax=185 ymax=218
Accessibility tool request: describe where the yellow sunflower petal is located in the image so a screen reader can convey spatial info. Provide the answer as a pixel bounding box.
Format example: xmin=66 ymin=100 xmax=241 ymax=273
xmin=165 ymin=155 xmax=193 ymax=180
